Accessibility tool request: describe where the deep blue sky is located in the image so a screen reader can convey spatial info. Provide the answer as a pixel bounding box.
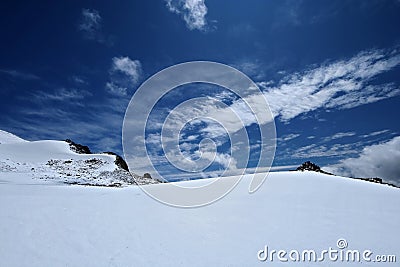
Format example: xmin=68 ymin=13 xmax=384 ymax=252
xmin=1 ymin=0 xmax=400 ymax=183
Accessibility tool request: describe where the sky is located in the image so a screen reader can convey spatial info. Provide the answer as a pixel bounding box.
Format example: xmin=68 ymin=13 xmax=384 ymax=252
xmin=1 ymin=0 xmax=400 ymax=184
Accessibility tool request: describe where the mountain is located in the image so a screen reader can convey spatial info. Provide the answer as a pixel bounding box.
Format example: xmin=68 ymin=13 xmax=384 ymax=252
xmin=296 ymin=161 xmax=399 ymax=188
xmin=296 ymin=161 xmax=333 ymax=175
xmin=0 ymin=130 xmax=157 ymax=186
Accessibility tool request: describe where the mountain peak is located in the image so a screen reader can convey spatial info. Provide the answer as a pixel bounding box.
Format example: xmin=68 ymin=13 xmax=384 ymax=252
xmin=296 ymin=161 xmax=333 ymax=175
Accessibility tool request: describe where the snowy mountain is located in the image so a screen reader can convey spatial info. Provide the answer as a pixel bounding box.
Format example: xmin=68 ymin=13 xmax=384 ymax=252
xmin=0 ymin=130 xmax=399 ymax=266
xmin=0 ymin=130 xmax=157 ymax=186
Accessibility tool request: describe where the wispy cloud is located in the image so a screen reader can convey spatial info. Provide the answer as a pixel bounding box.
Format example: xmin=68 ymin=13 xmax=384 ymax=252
xmin=9 ymin=94 xmax=129 ymax=154
xmin=165 ymin=0 xmax=211 ymax=31
xmin=78 ymin=8 xmax=112 ymax=45
xmin=233 ymin=60 xmax=266 ymax=80
xmin=106 ymin=56 xmax=142 ymax=96
xmin=288 ymin=143 xmax=360 ymax=159
xmin=325 ymin=136 xmax=400 ymax=185
xmin=277 ymin=133 xmax=300 ymax=142
xmin=323 ymin=132 xmax=356 ymax=142
xmin=70 ymin=75 xmax=88 ymax=85
xmin=125 ymin=47 xmax=400 ymax=179
xmin=360 ymin=129 xmax=390 ymax=138
xmin=33 ymin=88 xmax=91 ymax=102
xmin=79 ymin=9 xmax=101 ymax=37
xmin=259 ymin=48 xmax=400 ymax=121
xmin=0 ymin=69 xmax=40 ymax=80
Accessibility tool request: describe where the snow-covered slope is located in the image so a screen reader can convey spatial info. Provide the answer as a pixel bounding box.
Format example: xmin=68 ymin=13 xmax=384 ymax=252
xmin=0 ymin=129 xmax=27 ymax=144
xmin=0 ymin=130 xmax=156 ymax=186
xmin=0 ymin=171 xmax=398 ymax=266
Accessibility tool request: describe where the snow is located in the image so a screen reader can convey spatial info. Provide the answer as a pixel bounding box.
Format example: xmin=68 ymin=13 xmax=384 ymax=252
xmin=0 ymin=171 xmax=399 ymax=266
xmin=0 ymin=133 xmax=147 ymax=186
xmin=0 ymin=129 xmax=27 ymax=144
xmin=0 ymin=130 xmax=398 ymax=265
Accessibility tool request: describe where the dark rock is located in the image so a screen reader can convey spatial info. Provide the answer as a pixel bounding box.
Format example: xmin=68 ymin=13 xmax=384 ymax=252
xmin=356 ymin=177 xmax=399 ymax=188
xmin=103 ymin=152 xmax=129 ymax=172
xmin=65 ymin=139 xmax=92 ymax=154
xmin=143 ymin=173 xmax=152 ymax=179
xmin=64 ymin=139 xmax=130 ymax=172
xmin=296 ymin=161 xmax=333 ymax=175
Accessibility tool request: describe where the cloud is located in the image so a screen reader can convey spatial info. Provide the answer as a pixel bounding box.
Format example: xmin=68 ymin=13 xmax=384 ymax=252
xmin=111 ymin=57 xmax=142 ymax=84
xmin=276 ymin=129 xmax=395 ymax=163
xmin=70 ymin=76 xmax=88 ymax=85
xmin=0 ymin=69 xmax=40 ymax=80
xmin=277 ymin=133 xmax=300 ymax=142
xmin=106 ymin=56 xmax=142 ymax=96
xmin=259 ymin=48 xmax=400 ymax=121
xmin=79 ymin=9 xmax=101 ymax=37
xmin=165 ymin=0 xmax=211 ymax=31
xmin=9 ymin=93 xmax=130 ymax=154
xmin=78 ymin=8 xmax=112 ymax=45
xmin=124 ymin=48 xmax=399 ymax=179
xmin=325 ymin=136 xmax=400 ymax=185
xmin=289 ymin=143 xmax=359 ymax=159
xmin=233 ymin=61 xmax=266 ymax=80
xmin=33 ymin=88 xmax=91 ymax=102
xmin=360 ymin=129 xmax=389 ymax=138
xmin=323 ymin=132 xmax=356 ymax=142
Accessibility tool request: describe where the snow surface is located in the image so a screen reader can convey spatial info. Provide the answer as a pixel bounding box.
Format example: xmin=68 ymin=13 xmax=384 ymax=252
xmin=0 ymin=171 xmax=398 ymax=266
xmin=0 ymin=129 xmax=27 ymax=144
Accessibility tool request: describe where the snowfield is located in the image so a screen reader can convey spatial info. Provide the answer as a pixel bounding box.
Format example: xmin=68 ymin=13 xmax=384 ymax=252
xmin=0 ymin=130 xmax=399 ymax=266
xmin=0 ymin=171 xmax=399 ymax=266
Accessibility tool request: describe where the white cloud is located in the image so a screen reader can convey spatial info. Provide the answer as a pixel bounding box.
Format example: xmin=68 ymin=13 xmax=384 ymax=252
xmin=124 ymin=48 xmax=400 ymax=179
xmin=0 ymin=69 xmax=40 ymax=80
xmin=360 ymin=129 xmax=389 ymax=138
xmin=289 ymin=143 xmax=359 ymax=159
xmin=79 ymin=8 xmax=112 ymax=45
xmin=260 ymin=48 xmax=400 ymax=121
xmin=111 ymin=57 xmax=142 ymax=84
xmin=323 ymin=132 xmax=356 ymax=142
xmin=71 ymin=76 xmax=87 ymax=85
xmin=277 ymin=133 xmax=300 ymax=142
xmin=106 ymin=56 xmax=142 ymax=96
xmin=105 ymin=82 xmax=128 ymax=96
xmin=79 ymin=9 xmax=101 ymax=38
xmin=165 ymin=0 xmax=210 ymax=31
xmin=325 ymin=136 xmax=400 ymax=185
xmin=33 ymin=88 xmax=91 ymax=102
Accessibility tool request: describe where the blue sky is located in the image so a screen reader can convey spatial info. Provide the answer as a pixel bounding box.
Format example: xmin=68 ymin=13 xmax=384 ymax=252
xmin=1 ymin=0 xmax=400 ymax=183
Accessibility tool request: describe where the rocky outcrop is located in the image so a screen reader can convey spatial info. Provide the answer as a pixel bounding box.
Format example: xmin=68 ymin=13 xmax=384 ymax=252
xmin=65 ymin=139 xmax=92 ymax=154
xmin=103 ymin=151 xmax=129 ymax=172
xmin=143 ymin=173 xmax=152 ymax=179
xmin=296 ymin=161 xmax=333 ymax=175
xmin=357 ymin=177 xmax=398 ymax=188
xmin=296 ymin=161 xmax=398 ymax=188
xmin=64 ymin=139 xmax=129 ymax=172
